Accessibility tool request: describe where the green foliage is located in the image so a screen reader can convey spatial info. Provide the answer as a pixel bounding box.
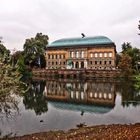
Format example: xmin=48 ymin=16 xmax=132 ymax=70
xmin=0 ymin=61 xmax=27 ymax=95
xmin=23 ymin=33 xmax=49 ymax=68
xmin=126 ymin=47 xmax=140 ymax=71
xmin=0 ymin=38 xmax=29 ymax=122
xmin=11 ymin=50 xmax=23 ymax=66
xmin=17 ymin=55 xmax=26 ymax=75
xmin=118 ymin=54 xmax=132 ymax=76
xmin=116 ymin=53 xmax=121 ymax=67
xmin=121 ymin=42 xmax=132 ymax=54
xmin=134 ymin=74 xmax=140 ymax=90
xmin=0 ymin=41 xmax=10 ymax=63
xmin=117 ymin=81 xmax=140 ymax=107
xmin=0 ymin=58 xmax=29 ymax=120
xmin=120 ymin=42 xmax=140 ymax=73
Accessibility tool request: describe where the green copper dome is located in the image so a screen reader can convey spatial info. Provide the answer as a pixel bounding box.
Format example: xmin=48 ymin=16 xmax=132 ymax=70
xmin=49 ymin=36 xmax=113 ymax=47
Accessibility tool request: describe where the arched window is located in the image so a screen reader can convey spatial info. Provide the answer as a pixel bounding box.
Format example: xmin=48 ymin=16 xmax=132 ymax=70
xmin=81 ymin=61 xmax=84 ymax=68
xmin=75 ymin=62 xmax=79 ymax=68
xmin=95 ymin=61 xmax=97 ymax=65
xmin=71 ymin=62 xmax=74 ymax=68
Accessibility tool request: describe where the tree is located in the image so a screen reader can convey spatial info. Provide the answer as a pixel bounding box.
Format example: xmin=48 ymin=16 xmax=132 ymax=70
xmin=118 ymin=54 xmax=132 ymax=76
xmin=126 ymin=47 xmax=140 ymax=71
xmin=17 ymin=54 xmax=26 ymax=75
xmin=116 ymin=53 xmax=121 ymax=67
xmin=121 ymin=42 xmax=140 ymax=73
xmin=23 ymin=33 xmax=49 ymax=68
xmin=0 ymin=39 xmax=10 ymax=63
xmin=23 ymin=80 xmax=48 ymax=115
xmin=121 ymin=42 xmax=132 ymax=54
xmin=11 ymin=50 xmax=23 ymax=66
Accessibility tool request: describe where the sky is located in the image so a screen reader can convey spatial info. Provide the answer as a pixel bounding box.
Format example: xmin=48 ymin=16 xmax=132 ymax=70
xmin=0 ymin=0 xmax=140 ymax=52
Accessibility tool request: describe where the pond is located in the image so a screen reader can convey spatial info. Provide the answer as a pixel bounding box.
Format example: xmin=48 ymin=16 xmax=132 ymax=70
xmin=0 ymin=78 xmax=140 ymax=137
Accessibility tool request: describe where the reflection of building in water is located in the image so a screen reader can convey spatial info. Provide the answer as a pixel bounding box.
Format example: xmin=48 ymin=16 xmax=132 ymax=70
xmin=45 ymin=79 xmax=116 ymax=107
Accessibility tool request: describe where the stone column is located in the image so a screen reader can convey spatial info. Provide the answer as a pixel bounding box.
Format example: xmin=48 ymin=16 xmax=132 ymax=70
xmin=84 ymin=60 xmax=87 ymax=68
xmin=79 ymin=61 xmax=81 ymax=69
xmin=73 ymin=62 xmax=76 ymax=69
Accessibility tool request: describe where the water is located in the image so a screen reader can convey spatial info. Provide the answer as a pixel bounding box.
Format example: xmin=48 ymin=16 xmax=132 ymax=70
xmin=0 ymin=78 xmax=140 ymax=137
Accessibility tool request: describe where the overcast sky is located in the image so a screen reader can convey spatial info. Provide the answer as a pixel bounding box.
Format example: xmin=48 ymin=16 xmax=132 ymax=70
xmin=0 ymin=0 xmax=140 ymax=52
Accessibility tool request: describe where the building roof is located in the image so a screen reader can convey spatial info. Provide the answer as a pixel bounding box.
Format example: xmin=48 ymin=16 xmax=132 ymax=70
xmin=48 ymin=36 xmax=113 ymax=47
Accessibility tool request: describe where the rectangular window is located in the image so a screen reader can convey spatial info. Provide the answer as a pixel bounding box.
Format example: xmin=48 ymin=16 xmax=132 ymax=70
xmin=109 ymin=52 xmax=112 ymax=57
xmin=100 ymin=61 xmax=102 ymax=64
xmin=81 ymin=51 xmax=84 ymax=58
xmin=48 ymin=54 xmax=50 ymax=59
xmin=76 ymin=51 xmax=79 ymax=58
xmin=90 ymin=53 xmax=93 ymax=58
xmin=104 ymin=53 xmax=107 ymax=57
xmin=71 ymin=52 xmax=74 ymax=58
xmin=99 ymin=53 xmax=102 ymax=57
xmin=95 ymin=53 xmax=98 ymax=58
xmin=104 ymin=61 xmax=106 ymax=65
xmin=109 ymin=61 xmax=112 ymax=64
xmin=52 ymin=55 xmax=54 ymax=59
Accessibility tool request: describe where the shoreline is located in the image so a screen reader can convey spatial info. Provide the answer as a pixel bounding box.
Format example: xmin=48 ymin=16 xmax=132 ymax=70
xmin=3 ymin=123 xmax=140 ymax=140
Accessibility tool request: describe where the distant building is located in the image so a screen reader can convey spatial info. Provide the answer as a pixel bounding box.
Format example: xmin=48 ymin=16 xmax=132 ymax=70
xmin=45 ymin=36 xmax=116 ymax=70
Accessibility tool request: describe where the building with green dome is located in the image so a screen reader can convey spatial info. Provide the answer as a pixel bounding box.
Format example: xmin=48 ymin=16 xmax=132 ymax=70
xmin=45 ymin=36 xmax=116 ymax=70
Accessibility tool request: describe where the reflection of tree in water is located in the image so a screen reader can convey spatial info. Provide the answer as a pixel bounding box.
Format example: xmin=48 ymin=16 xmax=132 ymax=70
xmin=0 ymin=93 xmax=19 ymax=138
xmin=0 ymin=93 xmax=19 ymax=120
xmin=23 ymin=80 xmax=48 ymax=115
xmin=117 ymin=81 xmax=140 ymax=107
